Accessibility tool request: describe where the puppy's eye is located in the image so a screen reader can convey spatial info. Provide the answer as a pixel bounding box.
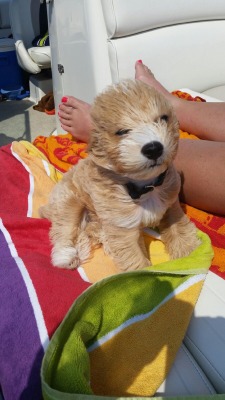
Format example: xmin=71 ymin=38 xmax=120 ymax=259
xmin=160 ymin=114 xmax=169 ymax=122
xmin=115 ymin=129 xmax=131 ymax=136
xmin=155 ymin=114 xmax=169 ymax=124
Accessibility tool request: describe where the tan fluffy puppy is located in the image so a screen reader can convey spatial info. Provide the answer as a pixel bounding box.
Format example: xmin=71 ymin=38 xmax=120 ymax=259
xmin=40 ymin=79 xmax=200 ymax=271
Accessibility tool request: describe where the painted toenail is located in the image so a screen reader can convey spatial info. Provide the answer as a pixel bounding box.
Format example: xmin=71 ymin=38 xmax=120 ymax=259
xmin=62 ymin=96 xmax=68 ymax=103
xmin=137 ymin=60 xmax=143 ymax=64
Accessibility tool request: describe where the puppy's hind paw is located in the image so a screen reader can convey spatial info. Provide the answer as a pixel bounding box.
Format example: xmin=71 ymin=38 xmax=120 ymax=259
xmin=117 ymin=256 xmax=151 ymax=271
xmin=52 ymin=246 xmax=81 ymax=269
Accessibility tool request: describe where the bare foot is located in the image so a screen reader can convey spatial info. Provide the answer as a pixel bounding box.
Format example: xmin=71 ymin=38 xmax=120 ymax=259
xmin=135 ymin=60 xmax=176 ymax=103
xmin=58 ymin=96 xmax=92 ymax=142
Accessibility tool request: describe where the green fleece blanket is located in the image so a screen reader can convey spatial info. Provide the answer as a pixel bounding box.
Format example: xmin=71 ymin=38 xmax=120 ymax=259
xmin=41 ymin=229 xmax=213 ymax=399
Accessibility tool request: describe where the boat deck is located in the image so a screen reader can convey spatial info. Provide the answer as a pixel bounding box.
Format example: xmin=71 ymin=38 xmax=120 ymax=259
xmin=0 ymin=97 xmax=56 ymax=147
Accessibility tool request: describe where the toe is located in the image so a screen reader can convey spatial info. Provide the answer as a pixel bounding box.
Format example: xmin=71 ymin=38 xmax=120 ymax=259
xmin=61 ymin=123 xmax=72 ymax=133
xmin=59 ymin=115 xmax=72 ymax=127
xmin=59 ymin=103 xmax=72 ymax=114
xmin=135 ymin=60 xmax=154 ymax=79
xmin=62 ymin=95 xmax=85 ymax=109
xmin=58 ymin=108 xmax=72 ymax=119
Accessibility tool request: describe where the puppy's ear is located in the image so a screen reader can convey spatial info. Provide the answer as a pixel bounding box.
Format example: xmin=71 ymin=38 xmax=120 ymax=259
xmin=87 ymin=125 xmax=98 ymax=153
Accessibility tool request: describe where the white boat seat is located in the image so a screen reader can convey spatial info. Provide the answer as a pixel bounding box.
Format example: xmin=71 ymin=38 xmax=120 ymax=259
xmin=50 ymin=0 xmax=225 ymax=105
xmin=28 ymin=45 xmax=51 ymax=69
xmin=184 ymin=271 xmax=225 ymax=393
xmin=156 ymin=342 xmax=216 ymax=396
xmin=9 ymin=0 xmax=51 ymax=74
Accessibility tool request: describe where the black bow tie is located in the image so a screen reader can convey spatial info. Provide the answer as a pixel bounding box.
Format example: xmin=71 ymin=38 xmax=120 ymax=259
xmin=126 ymin=169 xmax=168 ymax=200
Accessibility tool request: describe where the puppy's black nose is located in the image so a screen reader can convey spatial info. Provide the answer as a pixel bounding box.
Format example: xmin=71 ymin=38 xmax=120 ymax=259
xmin=141 ymin=141 xmax=163 ymax=160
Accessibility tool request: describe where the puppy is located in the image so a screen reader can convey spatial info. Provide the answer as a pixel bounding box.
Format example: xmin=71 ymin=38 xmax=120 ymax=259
xmin=40 ymin=79 xmax=200 ymax=271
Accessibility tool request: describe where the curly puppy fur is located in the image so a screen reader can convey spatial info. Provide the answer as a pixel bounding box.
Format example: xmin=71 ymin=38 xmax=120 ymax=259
xmin=40 ymin=79 xmax=200 ymax=271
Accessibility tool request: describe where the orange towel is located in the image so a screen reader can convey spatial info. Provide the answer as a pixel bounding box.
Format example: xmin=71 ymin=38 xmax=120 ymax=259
xmin=33 ymin=133 xmax=88 ymax=173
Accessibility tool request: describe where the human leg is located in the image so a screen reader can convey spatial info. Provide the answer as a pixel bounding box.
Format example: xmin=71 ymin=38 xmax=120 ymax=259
xmin=175 ymin=139 xmax=225 ymax=215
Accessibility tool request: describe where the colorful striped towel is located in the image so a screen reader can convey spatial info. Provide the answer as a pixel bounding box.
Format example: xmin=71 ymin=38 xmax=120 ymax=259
xmin=0 ymin=141 xmax=90 ymax=400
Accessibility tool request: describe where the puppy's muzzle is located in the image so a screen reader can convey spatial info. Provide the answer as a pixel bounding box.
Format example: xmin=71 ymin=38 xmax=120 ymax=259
xmin=141 ymin=141 xmax=163 ymax=160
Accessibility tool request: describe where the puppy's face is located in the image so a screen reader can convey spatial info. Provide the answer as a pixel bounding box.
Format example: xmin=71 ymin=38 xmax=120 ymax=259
xmin=89 ymin=79 xmax=179 ymax=180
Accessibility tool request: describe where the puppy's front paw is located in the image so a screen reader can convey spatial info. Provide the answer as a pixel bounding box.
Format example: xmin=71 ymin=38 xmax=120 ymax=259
xmin=165 ymin=223 xmax=201 ymax=260
xmin=52 ymin=246 xmax=81 ymax=269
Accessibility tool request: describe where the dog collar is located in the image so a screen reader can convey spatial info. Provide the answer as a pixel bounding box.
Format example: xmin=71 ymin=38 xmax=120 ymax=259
xmin=126 ymin=169 xmax=168 ymax=200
